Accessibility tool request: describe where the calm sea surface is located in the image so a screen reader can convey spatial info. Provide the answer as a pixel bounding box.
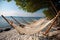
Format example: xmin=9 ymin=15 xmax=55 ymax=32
xmin=0 ymin=16 xmax=43 ymax=28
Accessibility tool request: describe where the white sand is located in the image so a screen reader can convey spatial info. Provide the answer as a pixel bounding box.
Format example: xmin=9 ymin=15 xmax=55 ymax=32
xmin=0 ymin=29 xmax=60 ymax=40
xmin=0 ymin=18 xmax=60 ymax=40
xmin=0 ymin=29 xmax=44 ymax=40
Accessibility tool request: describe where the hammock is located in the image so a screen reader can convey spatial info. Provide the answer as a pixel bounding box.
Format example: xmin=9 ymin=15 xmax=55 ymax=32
xmin=1 ymin=15 xmax=54 ymax=35
xmin=25 ymin=18 xmax=46 ymax=28
xmin=1 ymin=0 xmax=59 ymax=35
xmin=11 ymin=16 xmax=47 ymax=28
xmin=9 ymin=19 xmax=53 ymax=35
xmin=1 ymin=11 xmax=59 ymax=35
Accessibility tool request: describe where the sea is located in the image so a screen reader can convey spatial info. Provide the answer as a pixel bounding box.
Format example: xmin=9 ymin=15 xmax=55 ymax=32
xmin=0 ymin=16 xmax=44 ymax=28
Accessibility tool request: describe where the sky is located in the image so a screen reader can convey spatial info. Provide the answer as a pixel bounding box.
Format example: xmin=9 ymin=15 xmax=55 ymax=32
xmin=0 ymin=0 xmax=45 ymax=17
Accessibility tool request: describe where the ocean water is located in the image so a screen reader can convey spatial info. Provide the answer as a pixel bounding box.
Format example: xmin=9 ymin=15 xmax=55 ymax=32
xmin=0 ymin=16 xmax=43 ymax=28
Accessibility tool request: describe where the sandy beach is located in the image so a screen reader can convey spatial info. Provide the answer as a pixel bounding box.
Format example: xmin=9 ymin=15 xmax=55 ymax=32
xmin=0 ymin=18 xmax=60 ymax=40
xmin=0 ymin=29 xmax=60 ymax=40
xmin=0 ymin=29 xmax=44 ymax=40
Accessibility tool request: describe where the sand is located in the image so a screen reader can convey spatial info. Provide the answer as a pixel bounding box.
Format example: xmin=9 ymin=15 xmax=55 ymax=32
xmin=0 ymin=29 xmax=60 ymax=40
xmin=0 ymin=29 xmax=43 ymax=40
xmin=0 ymin=18 xmax=60 ymax=40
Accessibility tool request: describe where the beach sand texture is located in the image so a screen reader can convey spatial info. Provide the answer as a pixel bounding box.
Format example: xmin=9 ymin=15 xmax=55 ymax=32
xmin=0 ymin=29 xmax=43 ymax=40
xmin=0 ymin=29 xmax=60 ymax=40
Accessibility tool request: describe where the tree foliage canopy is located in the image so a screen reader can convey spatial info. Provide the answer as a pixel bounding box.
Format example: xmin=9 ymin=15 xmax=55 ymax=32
xmin=7 ymin=0 xmax=50 ymax=12
xmin=7 ymin=0 xmax=58 ymax=19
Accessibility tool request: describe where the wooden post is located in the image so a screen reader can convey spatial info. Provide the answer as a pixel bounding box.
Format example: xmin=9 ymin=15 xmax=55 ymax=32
xmin=1 ymin=15 xmax=21 ymax=34
xmin=1 ymin=15 xmax=9 ymax=23
xmin=1 ymin=15 xmax=14 ymax=28
xmin=11 ymin=16 xmax=21 ymax=25
xmin=43 ymin=0 xmax=59 ymax=36
xmin=43 ymin=11 xmax=60 ymax=36
xmin=11 ymin=16 xmax=25 ymax=28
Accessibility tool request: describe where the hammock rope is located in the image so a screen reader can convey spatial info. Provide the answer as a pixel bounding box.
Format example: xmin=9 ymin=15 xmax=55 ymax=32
xmin=11 ymin=16 xmax=25 ymax=28
xmin=43 ymin=11 xmax=60 ymax=36
xmin=1 ymin=15 xmax=54 ymax=35
xmin=43 ymin=0 xmax=60 ymax=36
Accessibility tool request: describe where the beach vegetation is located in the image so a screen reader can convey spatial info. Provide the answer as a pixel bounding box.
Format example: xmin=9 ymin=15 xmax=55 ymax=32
xmin=6 ymin=0 xmax=58 ymax=19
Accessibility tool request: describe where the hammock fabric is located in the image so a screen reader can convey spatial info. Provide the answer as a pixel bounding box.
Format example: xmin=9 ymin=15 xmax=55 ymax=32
xmin=9 ymin=19 xmax=53 ymax=35
xmin=1 ymin=11 xmax=60 ymax=35
xmin=1 ymin=15 xmax=54 ymax=35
